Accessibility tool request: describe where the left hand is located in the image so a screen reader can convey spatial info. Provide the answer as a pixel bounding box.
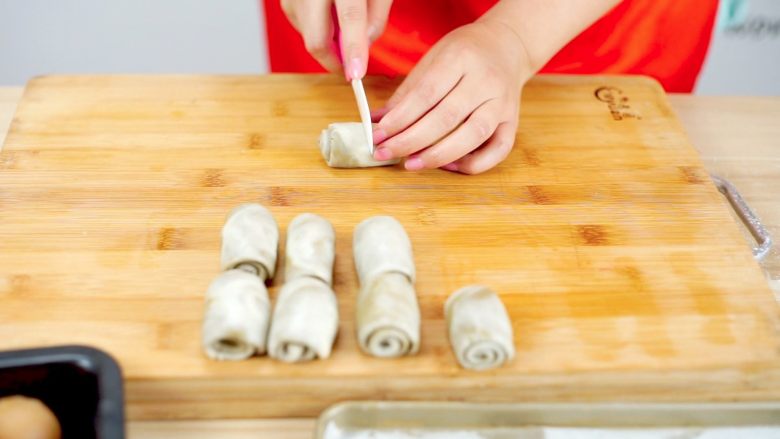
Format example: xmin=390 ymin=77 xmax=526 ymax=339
xmin=371 ymin=19 xmax=533 ymax=174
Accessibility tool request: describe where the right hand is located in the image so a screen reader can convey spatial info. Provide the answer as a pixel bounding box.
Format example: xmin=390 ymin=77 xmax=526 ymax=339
xmin=280 ymin=0 xmax=393 ymax=80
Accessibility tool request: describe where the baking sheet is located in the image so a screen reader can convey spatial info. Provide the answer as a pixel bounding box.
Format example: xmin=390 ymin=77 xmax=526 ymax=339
xmin=317 ymin=402 xmax=780 ymax=439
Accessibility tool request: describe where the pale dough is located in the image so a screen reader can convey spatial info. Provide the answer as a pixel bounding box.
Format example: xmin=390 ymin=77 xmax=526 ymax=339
xmin=353 ymin=216 xmax=420 ymax=357
xmin=220 ymin=203 xmax=279 ymax=280
xmin=268 ymin=277 xmax=339 ymax=362
xmin=320 ymin=122 xmax=399 ymax=168
xmin=202 ymin=269 xmax=271 ymax=361
xmin=268 ymin=213 xmax=339 ymax=362
xmin=356 ymin=272 xmax=420 ymax=357
xmin=353 ymin=215 xmax=415 ymax=285
xmin=445 ymin=285 xmax=515 ymax=370
xmin=283 ymin=213 xmax=336 ymax=285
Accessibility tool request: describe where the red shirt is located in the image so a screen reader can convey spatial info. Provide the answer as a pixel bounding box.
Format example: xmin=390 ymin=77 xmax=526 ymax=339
xmin=263 ymin=0 xmax=718 ymax=92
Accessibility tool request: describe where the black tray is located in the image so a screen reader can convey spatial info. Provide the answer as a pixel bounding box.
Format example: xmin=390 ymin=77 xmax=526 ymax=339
xmin=0 ymin=345 xmax=125 ymax=439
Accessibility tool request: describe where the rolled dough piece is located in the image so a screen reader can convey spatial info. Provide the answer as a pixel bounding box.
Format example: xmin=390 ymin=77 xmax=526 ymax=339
xmin=353 ymin=216 xmax=420 ymax=358
xmin=445 ymin=285 xmax=515 ymax=370
xmin=284 ymin=213 xmax=336 ymax=285
xmin=268 ymin=277 xmax=339 ymax=362
xmin=269 ymin=213 xmax=339 ymax=362
xmin=202 ymin=269 xmax=271 ymax=361
xmin=0 ymin=395 xmax=61 ymax=439
xmin=353 ymin=216 xmax=415 ymax=285
xmin=357 ymin=272 xmax=420 ymax=357
xmin=320 ymin=122 xmax=400 ymax=168
xmin=220 ymin=203 xmax=279 ymax=280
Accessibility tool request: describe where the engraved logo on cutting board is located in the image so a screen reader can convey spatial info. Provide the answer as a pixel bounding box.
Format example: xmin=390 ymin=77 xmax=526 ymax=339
xmin=594 ymin=86 xmax=641 ymax=120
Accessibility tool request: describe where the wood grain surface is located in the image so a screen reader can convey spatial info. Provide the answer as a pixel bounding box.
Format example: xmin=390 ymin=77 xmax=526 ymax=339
xmin=1 ymin=75 xmax=779 ymax=421
xmin=672 ymin=96 xmax=780 ymax=285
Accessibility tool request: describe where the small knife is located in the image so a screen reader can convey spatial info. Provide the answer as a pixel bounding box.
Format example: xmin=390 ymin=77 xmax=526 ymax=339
xmin=334 ymin=21 xmax=374 ymax=155
xmin=351 ymin=78 xmax=374 ymax=154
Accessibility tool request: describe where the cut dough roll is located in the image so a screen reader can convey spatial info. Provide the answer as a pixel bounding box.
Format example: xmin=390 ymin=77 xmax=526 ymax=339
xmin=284 ymin=213 xmax=336 ymax=285
xmin=202 ymin=269 xmax=271 ymax=361
xmin=353 ymin=216 xmax=415 ymax=285
xmin=268 ymin=277 xmax=339 ymax=362
xmin=445 ymin=285 xmax=515 ymax=370
xmin=221 ymin=203 xmax=279 ymax=280
xmin=357 ymin=272 xmax=420 ymax=357
xmin=320 ymin=122 xmax=399 ymax=168
xmin=269 ymin=213 xmax=339 ymax=363
xmin=353 ymin=216 xmax=420 ymax=358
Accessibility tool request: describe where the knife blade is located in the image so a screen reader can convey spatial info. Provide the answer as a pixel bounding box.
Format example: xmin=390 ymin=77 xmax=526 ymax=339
xmin=351 ymin=78 xmax=374 ymax=154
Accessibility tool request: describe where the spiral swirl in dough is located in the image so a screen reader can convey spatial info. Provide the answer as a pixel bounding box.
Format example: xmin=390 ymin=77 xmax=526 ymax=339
xmin=354 ymin=216 xmax=420 ymax=358
xmin=202 ymin=269 xmax=271 ymax=361
xmin=269 ymin=277 xmax=339 ymax=362
xmin=220 ymin=203 xmax=279 ymax=280
xmin=268 ymin=213 xmax=339 ymax=362
xmin=445 ymin=285 xmax=515 ymax=370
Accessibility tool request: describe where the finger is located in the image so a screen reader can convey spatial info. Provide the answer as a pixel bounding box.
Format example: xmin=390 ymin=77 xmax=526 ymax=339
xmin=448 ymin=121 xmax=518 ymax=175
xmin=375 ymin=60 xmax=462 ymax=142
xmin=383 ymin=52 xmax=436 ymax=110
xmin=376 ymin=77 xmax=490 ymax=159
xmin=404 ymin=99 xmax=503 ymax=170
xmin=367 ymin=0 xmax=393 ymax=42
xmin=334 ymin=0 xmax=369 ymax=80
xmin=300 ymin=1 xmax=342 ymax=72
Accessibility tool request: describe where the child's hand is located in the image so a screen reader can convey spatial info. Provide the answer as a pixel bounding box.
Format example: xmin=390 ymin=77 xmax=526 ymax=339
xmin=372 ymin=19 xmax=533 ymax=174
xmin=281 ymin=0 xmax=392 ymax=79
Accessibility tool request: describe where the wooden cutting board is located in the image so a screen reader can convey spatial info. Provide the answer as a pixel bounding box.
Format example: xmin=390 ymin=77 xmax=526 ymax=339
xmin=1 ymin=75 xmax=779 ymax=420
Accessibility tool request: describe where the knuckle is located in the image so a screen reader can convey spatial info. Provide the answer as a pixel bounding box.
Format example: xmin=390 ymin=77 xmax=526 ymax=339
xmin=303 ymin=36 xmax=327 ymax=54
xmin=340 ymin=4 xmax=364 ymax=23
xmin=415 ymin=82 xmax=438 ymax=104
xmin=459 ymin=40 xmax=481 ymax=59
xmin=378 ymin=112 xmax=399 ymax=132
xmin=471 ymin=117 xmax=493 ymax=140
xmin=378 ymin=117 xmax=395 ymax=132
xmin=345 ymin=42 xmax=363 ymax=56
xmin=438 ymin=105 xmax=461 ymax=130
xmin=370 ymin=19 xmax=387 ymax=34
xmin=386 ymin=90 xmax=403 ymax=107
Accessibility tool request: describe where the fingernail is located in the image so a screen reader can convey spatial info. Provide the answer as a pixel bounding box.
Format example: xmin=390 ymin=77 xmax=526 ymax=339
xmin=367 ymin=24 xmax=378 ymax=41
xmin=372 ymin=127 xmax=388 ymax=144
xmin=347 ymin=57 xmax=364 ymax=81
xmin=405 ymin=157 xmax=424 ymax=171
xmin=373 ymin=147 xmax=392 ymax=161
xmin=442 ymin=163 xmax=459 ymax=172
